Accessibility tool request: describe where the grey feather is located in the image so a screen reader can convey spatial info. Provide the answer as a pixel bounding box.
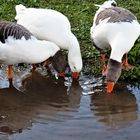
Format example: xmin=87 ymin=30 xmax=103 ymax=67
xmin=0 ymin=21 xmax=32 ymax=43
xmin=95 ymin=7 xmax=136 ymax=25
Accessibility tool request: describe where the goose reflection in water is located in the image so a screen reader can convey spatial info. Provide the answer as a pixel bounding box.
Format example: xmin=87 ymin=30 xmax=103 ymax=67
xmin=0 ymin=71 xmax=82 ymax=134
xmin=90 ymin=83 xmax=138 ymax=130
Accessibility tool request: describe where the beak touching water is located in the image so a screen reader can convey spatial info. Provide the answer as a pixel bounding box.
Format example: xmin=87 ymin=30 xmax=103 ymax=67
xmin=107 ymin=81 xmax=115 ymax=93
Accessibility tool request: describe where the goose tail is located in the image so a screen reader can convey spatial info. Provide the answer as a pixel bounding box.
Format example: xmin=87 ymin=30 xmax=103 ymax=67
xmin=15 ymin=4 xmax=26 ymax=20
xmin=94 ymin=4 xmax=101 ymax=8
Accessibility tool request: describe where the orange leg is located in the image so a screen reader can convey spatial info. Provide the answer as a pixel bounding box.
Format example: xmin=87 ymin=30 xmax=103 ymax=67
xmin=122 ymin=54 xmax=134 ymax=70
xmin=101 ymin=53 xmax=107 ymax=76
xmin=8 ymin=65 xmax=13 ymax=85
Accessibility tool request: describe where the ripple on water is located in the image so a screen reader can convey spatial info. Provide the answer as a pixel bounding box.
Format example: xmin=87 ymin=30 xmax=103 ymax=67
xmin=79 ymin=75 xmax=104 ymax=95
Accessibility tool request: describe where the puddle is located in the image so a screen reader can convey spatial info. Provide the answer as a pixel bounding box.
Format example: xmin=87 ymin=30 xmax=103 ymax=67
xmin=0 ymin=66 xmax=140 ymax=140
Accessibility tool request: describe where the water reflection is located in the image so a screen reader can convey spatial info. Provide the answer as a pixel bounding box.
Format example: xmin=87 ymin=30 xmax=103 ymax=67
xmin=0 ymin=87 xmax=33 ymax=134
xmin=0 ymin=66 xmax=140 ymax=139
xmin=21 ymin=71 xmax=82 ymax=110
xmin=0 ymin=71 xmax=82 ymax=134
xmin=90 ymin=83 xmax=138 ymax=130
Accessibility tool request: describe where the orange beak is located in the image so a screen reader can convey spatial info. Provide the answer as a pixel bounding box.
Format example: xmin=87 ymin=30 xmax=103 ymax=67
xmin=107 ymin=81 xmax=115 ymax=93
xmin=59 ymin=72 xmax=65 ymax=77
xmin=72 ymin=72 xmax=79 ymax=79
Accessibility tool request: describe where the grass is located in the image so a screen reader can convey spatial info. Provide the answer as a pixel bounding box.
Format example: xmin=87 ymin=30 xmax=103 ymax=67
xmin=0 ymin=0 xmax=140 ymax=81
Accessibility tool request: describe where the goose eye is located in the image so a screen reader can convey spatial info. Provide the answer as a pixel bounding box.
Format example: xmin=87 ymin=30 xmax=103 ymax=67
xmin=74 ymin=66 xmax=76 ymax=70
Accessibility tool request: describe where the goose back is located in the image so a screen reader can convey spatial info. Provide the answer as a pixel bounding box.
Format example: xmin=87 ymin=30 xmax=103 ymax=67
xmin=0 ymin=21 xmax=32 ymax=43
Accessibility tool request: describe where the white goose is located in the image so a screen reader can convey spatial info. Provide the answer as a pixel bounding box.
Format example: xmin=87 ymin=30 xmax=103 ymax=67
xmin=15 ymin=4 xmax=83 ymax=79
xmin=0 ymin=21 xmax=61 ymax=85
xmin=90 ymin=0 xmax=140 ymax=93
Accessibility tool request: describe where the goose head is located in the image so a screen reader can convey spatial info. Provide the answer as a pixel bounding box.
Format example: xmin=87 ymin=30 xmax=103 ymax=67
xmin=68 ymin=52 xmax=83 ymax=80
xmin=15 ymin=4 xmax=26 ymax=21
xmin=66 ymin=33 xmax=83 ymax=79
xmin=106 ymin=59 xmax=122 ymax=93
xmin=95 ymin=0 xmax=117 ymax=10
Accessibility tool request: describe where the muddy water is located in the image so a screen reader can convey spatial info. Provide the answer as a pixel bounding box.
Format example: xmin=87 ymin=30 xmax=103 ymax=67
xmin=0 ymin=66 xmax=140 ymax=140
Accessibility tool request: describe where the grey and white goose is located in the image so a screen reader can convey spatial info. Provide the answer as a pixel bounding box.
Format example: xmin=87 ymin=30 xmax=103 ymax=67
xmin=90 ymin=0 xmax=140 ymax=93
xmin=0 ymin=21 xmax=65 ymax=85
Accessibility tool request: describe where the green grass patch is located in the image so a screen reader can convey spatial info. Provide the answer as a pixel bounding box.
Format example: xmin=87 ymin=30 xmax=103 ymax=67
xmin=0 ymin=0 xmax=140 ymax=81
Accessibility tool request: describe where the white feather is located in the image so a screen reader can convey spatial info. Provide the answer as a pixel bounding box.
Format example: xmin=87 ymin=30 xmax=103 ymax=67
xmin=90 ymin=0 xmax=140 ymax=63
xmin=92 ymin=0 xmax=117 ymax=29
xmin=15 ymin=5 xmax=83 ymax=72
xmin=0 ymin=36 xmax=60 ymax=65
